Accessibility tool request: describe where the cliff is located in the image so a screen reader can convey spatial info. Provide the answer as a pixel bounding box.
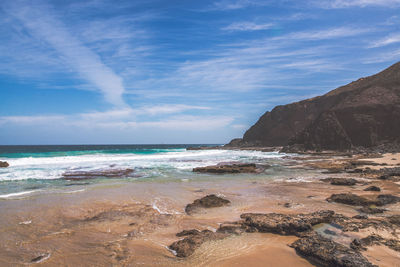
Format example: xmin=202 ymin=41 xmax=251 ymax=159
xmin=228 ymin=62 xmax=400 ymax=151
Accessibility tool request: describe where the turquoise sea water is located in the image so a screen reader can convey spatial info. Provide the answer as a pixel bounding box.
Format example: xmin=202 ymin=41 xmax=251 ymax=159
xmin=0 ymin=145 xmax=297 ymax=199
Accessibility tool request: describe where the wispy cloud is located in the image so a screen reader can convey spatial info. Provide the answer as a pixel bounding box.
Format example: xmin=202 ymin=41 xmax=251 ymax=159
xmin=222 ymin=22 xmax=274 ymax=31
xmin=2 ymin=0 xmax=127 ymax=106
xmin=369 ymin=33 xmax=400 ymax=48
xmin=317 ymin=0 xmax=400 ymax=8
xmin=273 ymin=27 xmax=373 ymax=41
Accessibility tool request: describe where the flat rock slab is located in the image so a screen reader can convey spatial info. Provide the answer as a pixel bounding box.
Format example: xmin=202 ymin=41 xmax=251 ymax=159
xmin=320 ymin=178 xmax=357 ymax=186
xmin=364 ymin=186 xmax=381 ymax=191
xmin=62 ymin=168 xmax=136 ymax=180
xmin=0 ymin=161 xmax=9 ymax=168
xmin=185 ymin=194 xmax=230 ymax=215
xmin=327 ymin=193 xmax=400 ymax=207
xmin=240 ymin=210 xmax=334 ymax=236
xmin=291 ymin=233 xmax=376 ymax=267
xmin=193 ymin=163 xmax=259 ymax=174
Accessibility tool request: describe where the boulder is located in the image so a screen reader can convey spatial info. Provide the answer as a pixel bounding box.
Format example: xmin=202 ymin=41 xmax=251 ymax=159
xmin=291 ymin=233 xmax=376 ymax=267
xmin=193 ymin=163 xmax=258 ymax=174
xmin=327 ymin=193 xmax=373 ymax=206
xmin=0 ymin=161 xmax=9 ymax=168
xmin=169 ymin=230 xmax=229 ymax=257
xmin=363 ymin=186 xmax=381 ymax=191
xmin=185 ymin=194 xmax=230 ymax=215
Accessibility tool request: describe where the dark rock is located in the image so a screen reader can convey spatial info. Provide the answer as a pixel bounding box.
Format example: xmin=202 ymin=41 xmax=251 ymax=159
xmin=0 ymin=161 xmax=9 ymax=168
xmin=327 ymin=193 xmax=373 ymax=206
xmin=351 ymin=234 xmax=400 ymax=252
xmin=217 ymin=222 xmax=246 ymax=235
xmin=229 ymin=62 xmax=400 ymax=152
xmin=364 ymin=186 xmax=381 ymax=192
xmin=185 ymin=194 xmax=230 ymax=215
xmin=30 ymin=253 xmax=50 ymax=263
xmin=284 ymin=202 xmax=292 ymax=208
xmin=375 ymin=194 xmax=400 ymax=205
xmin=291 ymin=233 xmax=376 ymax=267
xmin=169 ymin=230 xmax=229 ymax=257
xmin=323 ymin=229 xmax=337 ymax=236
xmin=320 ymin=178 xmax=357 ymax=186
xmin=352 ymin=215 xmax=368 ymax=220
xmin=176 ymin=229 xmax=200 ymax=237
xmin=240 ymin=210 xmax=334 ymax=236
xmin=387 ymin=215 xmax=400 ymax=226
xmin=358 ymin=206 xmax=386 ymax=214
xmin=193 ymin=163 xmax=258 ymax=174
xmin=62 ymin=168 xmax=136 ymax=180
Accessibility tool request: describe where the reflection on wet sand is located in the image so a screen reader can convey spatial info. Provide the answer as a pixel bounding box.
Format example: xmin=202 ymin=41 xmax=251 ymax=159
xmin=0 ymin=170 xmax=399 ymax=266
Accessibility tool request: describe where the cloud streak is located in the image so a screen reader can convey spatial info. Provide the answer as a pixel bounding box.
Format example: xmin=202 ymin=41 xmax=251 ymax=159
xmin=3 ymin=0 xmax=126 ymax=106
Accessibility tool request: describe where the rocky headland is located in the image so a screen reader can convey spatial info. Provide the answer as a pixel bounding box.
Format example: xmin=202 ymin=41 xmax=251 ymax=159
xmin=225 ymin=62 xmax=400 ymax=153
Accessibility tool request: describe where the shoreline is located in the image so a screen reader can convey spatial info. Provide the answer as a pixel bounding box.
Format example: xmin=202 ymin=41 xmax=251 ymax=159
xmin=0 ymin=151 xmax=399 ymax=266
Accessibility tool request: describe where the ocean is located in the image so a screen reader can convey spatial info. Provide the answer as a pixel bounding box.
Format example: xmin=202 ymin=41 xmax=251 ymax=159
xmin=0 ymin=145 xmax=295 ymax=199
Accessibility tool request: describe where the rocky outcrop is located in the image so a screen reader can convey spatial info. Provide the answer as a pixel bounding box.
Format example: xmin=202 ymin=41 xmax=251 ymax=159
xmin=351 ymin=234 xmax=400 ymax=252
xmin=240 ymin=210 xmax=334 ymax=236
xmin=0 ymin=161 xmax=9 ymax=168
xmin=185 ymin=194 xmax=230 ymax=215
xmin=364 ymin=185 xmax=381 ymax=191
xmin=227 ymin=62 xmax=400 ymax=151
xmin=291 ymin=233 xmax=376 ymax=267
xmin=193 ymin=163 xmax=258 ymax=174
xmin=62 ymin=168 xmax=136 ymax=180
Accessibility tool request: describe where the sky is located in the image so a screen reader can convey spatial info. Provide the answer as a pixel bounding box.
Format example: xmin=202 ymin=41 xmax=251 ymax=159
xmin=0 ymin=0 xmax=400 ymax=145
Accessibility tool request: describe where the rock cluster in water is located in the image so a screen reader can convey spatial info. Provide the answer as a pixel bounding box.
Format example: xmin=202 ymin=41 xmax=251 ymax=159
xmin=62 ymin=168 xmax=136 ymax=180
xmin=193 ymin=163 xmax=258 ymax=174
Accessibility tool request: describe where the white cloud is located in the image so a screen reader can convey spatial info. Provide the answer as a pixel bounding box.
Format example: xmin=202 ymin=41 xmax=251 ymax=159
xmin=317 ymin=0 xmax=400 ymax=8
xmin=2 ymin=0 xmax=127 ymax=106
xmin=274 ymin=27 xmax=372 ymax=41
xmin=212 ymin=0 xmax=259 ymax=10
xmin=222 ymin=22 xmax=274 ymax=31
xmin=369 ymin=33 xmax=400 ymax=48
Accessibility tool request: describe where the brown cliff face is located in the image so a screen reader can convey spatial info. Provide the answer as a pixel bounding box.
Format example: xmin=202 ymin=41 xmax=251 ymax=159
xmin=231 ymin=62 xmax=400 ymax=150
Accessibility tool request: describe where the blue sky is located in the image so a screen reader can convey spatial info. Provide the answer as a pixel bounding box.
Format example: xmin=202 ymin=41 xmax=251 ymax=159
xmin=1 ymin=0 xmax=400 ymax=144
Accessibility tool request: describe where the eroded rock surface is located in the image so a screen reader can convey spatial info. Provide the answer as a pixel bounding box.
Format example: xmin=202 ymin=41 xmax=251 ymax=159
xmin=291 ymin=233 xmax=376 ymax=267
xmin=240 ymin=210 xmax=334 ymax=236
xmin=185 ymin=194 xmax=230 ymax=215
xmin=193 ymin=163 xmax=259 ymax=174
xmin=364 ymin=186 xmax=381 ymax=191
xmin=327 ymin=193 xmax=400 ymax=207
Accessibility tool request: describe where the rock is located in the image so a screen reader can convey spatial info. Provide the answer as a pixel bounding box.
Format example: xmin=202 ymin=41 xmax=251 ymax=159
xmin=176 ymin=229 xmax=201 ymax=237
xmin=185 ymin=194 xmax=230 ymax=215
xmin=364 ymin=186 xmax=381 ymax=191
xmin=351 ymin=234 xmax=400 ymax=252
xmin=352 ymin=215 xmax=368 ymax=220
xmin=30 ymin=253 xmax=51 ymax=263
xmin=358 ymin=206 xmax=386 ymax=214
xmin=291 ymin=233 xmax=376 ymax=267
xmin=228 ymin=61 xmax=400 ymax=152
xmin=375 ymin=194 xmax=400 ymax=205
xmin=387 ymin=215 xmax=400 ymax=226
xmin=240 ymin=210 xmax=334 ymax=236
xmin=327 ymin=193 xmax=400 ymax=207
xmin=0 ymin=161 xmax=9 ymax=168
xmin=327 ymin=193 xmax=373 ymax=206
xmin=320 ymin=178 xmax=357 ymax=186
xmin=193 ymin=163 xmax=258 ymax=174
xmin=62 ymin=168 xmax=136 ymax=180
xmin=169 ymin=230 xmax=230 ymax=257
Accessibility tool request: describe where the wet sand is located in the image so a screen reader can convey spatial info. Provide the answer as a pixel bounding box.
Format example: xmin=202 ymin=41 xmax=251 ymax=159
xmin=0 ymin=154 xmax=399 ymax=266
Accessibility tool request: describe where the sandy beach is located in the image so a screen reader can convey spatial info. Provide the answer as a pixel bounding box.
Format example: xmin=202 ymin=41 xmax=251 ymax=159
xmin=0 ymin=151 xmax=399 ymax=266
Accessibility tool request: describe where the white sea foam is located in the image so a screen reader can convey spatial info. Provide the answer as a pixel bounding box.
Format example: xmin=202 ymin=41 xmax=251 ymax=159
xmin=0 ymin=149 xmax=286 ymax=181
xmin=0 ymin=190 xmax=39 ymax=199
